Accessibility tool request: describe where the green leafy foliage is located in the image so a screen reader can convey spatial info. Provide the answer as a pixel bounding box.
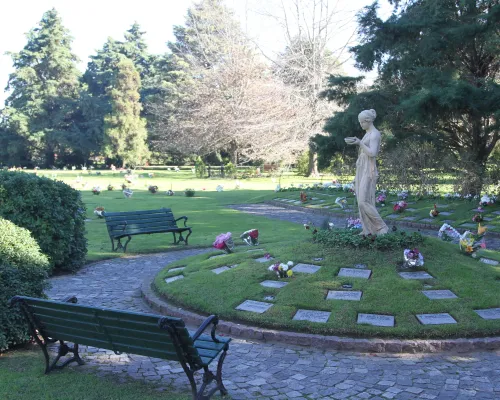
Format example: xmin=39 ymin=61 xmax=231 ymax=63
xmin=184 ymin=188 xmax=195 ymax=197
xmin=0 ymin=218 xmax=51 ymax=351
xmin=0 ymin=171 xmax=87 ymax=272
xmin=316 ymin=228 xmax=424 ymax=250
xmin=195 ymin=156 xmax=206 ymax=178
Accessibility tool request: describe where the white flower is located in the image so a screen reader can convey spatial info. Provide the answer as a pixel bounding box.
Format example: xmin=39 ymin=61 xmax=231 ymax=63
xmin=275 ymin=185 xmax=281 ymax=192
xmin=328 ymin=222 xmax=334 ymax=228
xmin=268 ymin=265 xmax=275 ymax=272
xmin=216 ymin=185 xmax=224 ymax=192
xmin=287 ymin=261 xmax=294 ymax=267
xmin=281 ymin=264 xmax=288 ymax=271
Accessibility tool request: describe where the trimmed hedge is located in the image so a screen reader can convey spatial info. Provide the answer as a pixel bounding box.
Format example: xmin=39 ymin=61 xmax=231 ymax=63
xmin=0 ymin=171 xmax=87 ymax=272
xmin=0 ymin=218 xmax=51 ymax=351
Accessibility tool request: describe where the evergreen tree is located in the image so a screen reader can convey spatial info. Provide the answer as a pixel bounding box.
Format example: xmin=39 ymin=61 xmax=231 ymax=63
xmin=103 ymin=56 xmax=149 ymax=167
xmin=1 ymin=8 xmax=80 ymax=167
xmin=318 ymin=0 xmax=500 ymax=190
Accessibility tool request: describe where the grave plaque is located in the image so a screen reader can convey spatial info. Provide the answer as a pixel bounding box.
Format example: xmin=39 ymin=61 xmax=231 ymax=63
xmin=255 ymin=256 xmax=273 ymax=263
xmin=246 ymin=248 xmax=264 ymax=252
xmin=399 ymin=271 xmax=433 ymax=280
xmin=421 ymin=290 xmax=457 ymax=300
xmin=209 ymin=254 xmax=226 ymax=260
xmin=492 ymin=211 xmax=500 ymax=215
xmin=235 ymin=300 xmax=273 ymax=314
xmin=327 ymin=291 xmax=362 ymax=301
xmin=387 ymin=214 xmax=399 ymax=219
xmin=460 ymin=223 xmax=477 ymax=228
xmin=419 ymin=218 xmax=435 ymax=223
xmin=439 ymin=211 xmax=454 ymax=216
xmin=416 ymin=313 xmax=457 ymax=325
xmin=354 ymin=264 xmax=367 ymax=269
xmin=212 ymin=266 xmax=231 ymax=275
xmin=338 ymin=268 xmax=372 ymax=279
xmin=357 ymin=313 xmax=394 ymax=327
xmin=402 ymin=216 xmax=417 ymax=221
xmin=406 ymin=208 xmax=417 ymax=212
xmin=482 ymin=217 xmax=494 ymax=221
xmin=474 ymin=308 xmax=500 ymax=320
xmin=260 ymin=280 xmax=289 ymax=288
xmin=293 ymin=309 xmax=331 ymax=323
xmin=168 ymin=267 xmax=185 ymax=273
xmin=292 ymin=263 xmax=321 ymax=274
xmin=165 ymin=275 xmax=184 ymax=284
xmin=479 ymin=258 xmax=499 ymax=266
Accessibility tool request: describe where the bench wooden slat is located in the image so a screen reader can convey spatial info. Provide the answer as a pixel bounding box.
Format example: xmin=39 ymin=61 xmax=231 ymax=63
xmin=105 ymin=215 xmax=177 ymax=224
xmin=104 ymin=209 xmax=173 ymax=217
xmin=110 ymin=228 xmax=191 ymax=239
xmin=107 ymin=222 xmax=180 ymax=232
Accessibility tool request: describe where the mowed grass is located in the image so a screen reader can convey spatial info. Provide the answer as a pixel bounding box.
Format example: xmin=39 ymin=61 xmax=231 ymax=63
xmin=0 ymin=347 xmax=190 ymax=400
xmin=154 ymin=236 xmax=500 ymax=339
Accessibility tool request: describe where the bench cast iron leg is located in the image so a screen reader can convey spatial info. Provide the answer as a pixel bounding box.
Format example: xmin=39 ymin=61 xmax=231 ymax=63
xmin=113 ymin=236 xmax=132 ymax=252
xmin=185 ymin=229 xmax=192 ymax=245
xmin=172 ymin=232 xmax=178 ymax=245
xmin=48 ymin=341 xmax=85 ymax=373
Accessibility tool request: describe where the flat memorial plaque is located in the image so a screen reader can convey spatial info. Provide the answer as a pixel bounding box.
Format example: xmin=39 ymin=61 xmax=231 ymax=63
xmin=492 ymin=211 xmax=500 ymax=215
xmin=421 ymin=290 xmax=458 ymax=300
xmin=168 ymin=267 xmax=185 ymax=273
xmin=212 ymin=266 xmax=231 ymax=274
xmin=482 ymin=217 xmax=494 ymax=221
xmin=419 ymin=218 xmax=435 ymax=223
xmin=235 ymin=300 xmax=273 ymax=314
xmin=338 ymin=268 xmax=372 ymax=279
xmin=402 ymin=216 xmax=417 ymax=221
xmin=209 ymin=254 xmax=226 ymax=259
xmin=387 ymin=214 xmax=400 ymax=219
xmin=474 ymin=308 xmax=500 ymax=320
xmin=416 ymin=313 xmax=457 ymax=325
xmin=292 ymin=263 xmax=321 ymax=274
xmin=439 ymin=211 xmax=454 ymax=216
xmin=255 ymin=256 xmax=273 ymax=263
xmin=260 ymin=280 xmax=289 ymax=288
xmin=165 ymin=275 xmax=184 ymax=284
xmin=354 ymin=264 xmax=367 ymax=269
xmin=246 ymin=248 xmax=264 ymax=252
xmin=327 ymin=291 xmax=362 ymax=301
xmin=460 ymin=223 xmax=477 ymax=228
xmin=399 ymin=271 xmax=434 ymax=280
xmin=357 ymin=313 xmax=394 ymax=327
xmin=293 ymin=309 xmax=331 ymax=323
xmin=479 ymin=258 xmax=499 ymax=266
xmin=406 ymin=208 xmax=417 ymax=212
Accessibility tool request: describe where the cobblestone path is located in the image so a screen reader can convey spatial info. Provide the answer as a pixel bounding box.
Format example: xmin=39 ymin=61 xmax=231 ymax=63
xmin=46 ymin=249 xmax=500 ymax=399
xmin=228 ymin=203 xmax=500 ymax=251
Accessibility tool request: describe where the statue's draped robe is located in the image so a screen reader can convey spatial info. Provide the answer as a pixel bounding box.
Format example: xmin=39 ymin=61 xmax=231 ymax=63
xmin=355 ymin=131 xmax=388 ymax=235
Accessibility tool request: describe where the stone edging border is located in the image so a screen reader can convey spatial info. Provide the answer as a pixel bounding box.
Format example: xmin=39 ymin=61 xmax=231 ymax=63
xmin=140 ymin=271 xmax=500 ymax=354
xmin=265 ymin=200 xmax=500 ymax=238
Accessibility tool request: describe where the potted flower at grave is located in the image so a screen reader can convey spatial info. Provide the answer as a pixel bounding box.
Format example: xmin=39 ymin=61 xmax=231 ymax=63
xmin=94 ymin=206 xmax=105 ymax=219
xmin=335 ymin=197 xmax=348 ymax=209
xmin=459 ymin=230 xmax=486 ymax=258
xmin=438 ymin=223 xmax=460 ymax=242
xmin=393 ymin=201 xmax=407 ymax=213
xmin=166 ymin=189 xmax=174 ymax=196
xmin=472 ymin=213 xmax=483 ymax=223
xmin=268 ymin=261 xmax=294 ymax=279
xmin=107 ymin=184 xmax=114 ymax=191
xmin=123 ymin=188 xmax=133 ymax=198
xmin=148 ymin=185 xmax=159 ymax=194
xmin=346 ymin=217 xmax=362 ymax=230
xmin=403 ymin=248 xmax=424 ymax=268
xmin=216 ymin=185 xmax=224 ymax=192
xmin=92 ymin=186 xmax=101 ymax=195
xmin=376 ymin=193 xmax=386 ymax=207
xmin=240 ymin=229 xmax=259 ymax=246
xmin=213 ymin=232 xmax=234 ymax=253
xmin=430 ymin=204 xmax=439 ymax=218
xmin=480 ymin=194 xmax=492 ymax=207
xmin=300 ymin=191 xmax=307 ymax=202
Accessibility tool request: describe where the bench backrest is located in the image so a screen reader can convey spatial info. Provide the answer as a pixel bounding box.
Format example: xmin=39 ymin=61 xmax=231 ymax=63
xmin=12 ymin=296 xmax=204 ymax=367
xmin=103 ymin=208 xmax=179 ymax=237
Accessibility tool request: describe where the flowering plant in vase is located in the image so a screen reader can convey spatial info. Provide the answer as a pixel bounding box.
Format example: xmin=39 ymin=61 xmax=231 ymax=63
xmin=429 ymin=204 xmax=439 ymax=218
xmin=479 ymin=194 xmax=493 ymax=207
xmin=346 ymin=217 xmax=362 ymax=229
xmin=438 ymin=223 xmax=460 ymax=242
xmin=123 ymin=188 xmax=133 ymax=198
xmin=376 ymin=193 xmax=386 ymax=206
xmin=403 ymin=248 xmax=424 ymax=268
xmin=472 ymin=213 xmax=483 ymax=223
xmin=148 ymin=185 xmax=159 ymax=194
xmin=240 ymin=229 xmax=259 ymax=246
xmin=94 ymin=206 xmax=105 ymax=218
xmin=459 ymin=230 xmax=485 ymax=258
xmin=393 ymin=201 xmax=407 ymax=213
xmin=268 ymin=261 xmax=294 ymax=279
xmin=166 ymin=190 xmax=174 ymax=196
xmin=92 ymin=186 xmax=101 ymax=195
xmin=107 ymin=184 xmax=114 ymax=191
xmin=335 ymin=197 xmax=348 ymax=209
xmin=300 ymin=191 xmax=307 ymax=202
xmin=213 ymin=232 xmax=234 ymax=253
xmin=216 ymin=185 xmax=224 ymax=192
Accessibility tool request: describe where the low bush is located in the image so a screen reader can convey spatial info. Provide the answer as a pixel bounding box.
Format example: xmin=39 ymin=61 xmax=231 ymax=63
xmin=185 ymin=188 xmax=195 ymax=197
xmin=0 ymin=217 xmax=51 ymax=351
xmin=316 ymin=228 xmax=424 ymax=250
xmin=0 ymin=171 xmax=87 ymax=272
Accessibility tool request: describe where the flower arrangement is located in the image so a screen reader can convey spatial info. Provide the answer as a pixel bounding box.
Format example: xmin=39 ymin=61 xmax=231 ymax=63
xmin=438 ymin=223 xmax=461 ymax=242
xmin=459 ymin=231 xmax=485 ymax=257
xmin=94 ymin=206 xmax=105 ymax=219
xmin=123 ymin=188 xmax=133 ymax=198
xmin=376 ymin=193 xmax=386 ymax=206
xmin=148 ymin=185 xmax=159 ymax=194
xmin=346 ymin=217 xmax=362 ymax=230
xmin=216 ymin=185 xmax=224 ymax=192
xmin=403 ymin=248 xmax=424 ymax=268
xmin=472 ymin=213 xmax=483 ymax=223
xmin=92 ymin=186 xmax=101 ymax=195
xmin=342 ymin=183 xmax=353 ymax=192
xmin=300 ymin=191 xmax=308 ymax=202
xmin=393 ymin=201 xmax=407 ymax=213
xmin=479 ymin=194 xmax=494 ymax=207
xmin=268 ymin=261 xmax=294 ymax=278
xmin=397 ymin=191 xmax=408 ymax=200
xmin=107 ymin=184 xmax=114 ymax=191
xmin=213 ymin=232 xmax=234 ymax=253
xmin=185 ymin=188 xmax=195 ymax=197
xmin=240 ymin=229 xmax=259 ymax=246
xmin=429 ymin=204 xmax=439 ymax=218
xmin=166 ymin=190 xmax=174 ymax=196
xmin=335 ymin=197 xmax=348 ymax=209
xmin=121 ymin=183 xmax=128 ymax=190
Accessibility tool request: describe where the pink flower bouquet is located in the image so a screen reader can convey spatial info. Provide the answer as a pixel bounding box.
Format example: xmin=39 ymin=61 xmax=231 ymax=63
xmin=213 ymin=232 xmax=234 ymax=253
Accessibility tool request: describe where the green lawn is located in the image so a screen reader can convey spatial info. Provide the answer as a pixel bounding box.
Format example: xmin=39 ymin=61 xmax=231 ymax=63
xmin=0 ymin=347 xmax=189 ymax=400
xmin=154 ymin=236 xmax=500 ymax=339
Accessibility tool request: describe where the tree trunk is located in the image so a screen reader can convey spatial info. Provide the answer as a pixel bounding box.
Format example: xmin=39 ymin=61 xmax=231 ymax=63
xmin=308 ymin=148 xmax=319 ymax=177
xmin=229 ymin=141 xmax=238 ymax=164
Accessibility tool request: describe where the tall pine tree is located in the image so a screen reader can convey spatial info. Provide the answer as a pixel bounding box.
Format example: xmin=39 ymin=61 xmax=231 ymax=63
xmin=1 ymin=8 xmax=80 ymax=167
xmin=103 ymin=56 xmax=149 ymax=167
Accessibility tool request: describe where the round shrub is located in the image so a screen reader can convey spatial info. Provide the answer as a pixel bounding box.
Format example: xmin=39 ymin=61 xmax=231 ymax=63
xmin=185 ymin=188 xmax=195 ymax=197
xmin=0 ymin=171 xmax=87 ymax=272
xmin=0 ymin=217 xmax=51 ymax=351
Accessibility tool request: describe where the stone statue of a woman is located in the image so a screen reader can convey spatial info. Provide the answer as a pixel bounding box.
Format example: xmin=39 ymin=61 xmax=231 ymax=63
xmin=345 ymin=109 xmax=388 ymax=235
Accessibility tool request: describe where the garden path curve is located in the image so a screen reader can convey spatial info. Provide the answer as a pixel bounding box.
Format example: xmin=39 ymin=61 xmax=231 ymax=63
xmin=47 ymin=249 xmax=500 ymax=400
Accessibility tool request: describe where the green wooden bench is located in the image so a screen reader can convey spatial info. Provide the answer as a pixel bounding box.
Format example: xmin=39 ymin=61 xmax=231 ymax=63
xmin=103 ymin=208 xmax=192 ymax=252
xmin=10 ymin=295 xmax=230 ymax=400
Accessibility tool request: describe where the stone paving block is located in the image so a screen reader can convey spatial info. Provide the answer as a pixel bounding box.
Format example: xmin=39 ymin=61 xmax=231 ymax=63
xmin=293 ymin=309 xmax=331 ymax=323
xmin=416 ymin=313 xmax=457 ymax=325
xmin=292 ymin=263 xmax=321 ymax=274
xmin=164 ymin=275 xmax=183 ymax=283
xmin=235 ymin=300 xmax=273 ymax=313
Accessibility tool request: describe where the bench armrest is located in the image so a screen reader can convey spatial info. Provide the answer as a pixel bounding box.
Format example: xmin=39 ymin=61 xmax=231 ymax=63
xmin=174 ymin=216 xmax=189 ymax=227
xmin=192 ymin=315 xmax=220 ymax=343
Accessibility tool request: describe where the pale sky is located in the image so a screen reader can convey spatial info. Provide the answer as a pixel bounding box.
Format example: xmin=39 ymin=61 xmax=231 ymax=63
xmin=0 ymin=0 xmax=392 ymax=105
